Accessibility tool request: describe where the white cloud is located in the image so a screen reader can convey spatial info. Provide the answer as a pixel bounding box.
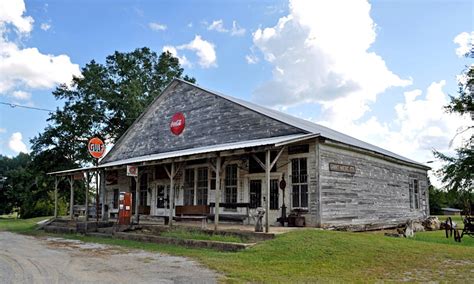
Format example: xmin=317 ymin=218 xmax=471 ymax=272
xmin=208 ymin=19 xmax=227 ymax=33
xmin=454 ymin=31 xmax=473 ymax=57
xmin=162 ymin=45 xmax=190 ymax=67
xmin=316 ymin=80 xmax=472 ymax=188
xmin=165 ymin=35 xmax=217 ymax=68
xmin=40 ymin=22 xmax=50 ymax=31
xmin=11 ymin=90 xmax=30 ymax=100
xmin=245 ymin=54 xmax=259 ymax=64
xmin=251 ymin=0 xmax=411 ymax=123
xmin=8 ymin=132 xmax=28 ymax=153
xmin=207 ymin=19 xmax=245 ymax=36
xmin=230 ymin=21 xmax=246 ymax=36
xmin=0 ymin=0 xmax=34 ymax=34
xmin=0 ymin=128 xmax=6 ymax=133
xmin=148 ymin=22 xmax=167 ymax=31
xmin=0 ymin=0 xmax=81 ymax=94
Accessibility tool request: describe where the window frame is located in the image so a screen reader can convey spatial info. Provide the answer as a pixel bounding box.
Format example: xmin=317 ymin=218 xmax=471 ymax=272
xmin=290 ymin=157 xmax=309 ymax=209
xmin=225 ymin=164 xmax=238 ymax=204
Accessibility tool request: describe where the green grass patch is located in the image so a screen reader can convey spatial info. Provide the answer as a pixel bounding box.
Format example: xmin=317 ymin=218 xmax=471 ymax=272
xmin=159 ymin=228 xmax=246 ymax=243
xmin=0 ymin=216 xmax=50 ymax=233
xmin=412 ymin=229 xmax=474 ymax=247
xmin=1 ymin=218 xmax=473 ymax=283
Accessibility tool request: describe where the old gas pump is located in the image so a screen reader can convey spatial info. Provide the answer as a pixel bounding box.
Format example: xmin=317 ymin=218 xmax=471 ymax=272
xmin=118 ymin=192 xmax=132 ymax=225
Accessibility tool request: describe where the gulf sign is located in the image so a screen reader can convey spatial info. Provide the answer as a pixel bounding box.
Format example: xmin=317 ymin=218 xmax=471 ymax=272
xmin=88 ymin=137 xmax=105 ymax=159
xmin=170 ymin=112 xmax=185 ymax=135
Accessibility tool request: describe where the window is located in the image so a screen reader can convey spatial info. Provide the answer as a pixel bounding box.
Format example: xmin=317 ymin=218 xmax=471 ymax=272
xmin=210 ymin=170 xmax=216 ymax=190
xmin=288 ymin=144 xmax=309 ymax=155
xmin=291 ymin=158 xmax=308 ymax=208
xmin=270 ymin=179 xmax=279 ymax=210
xmin=409 ymin=179 xmax=420 ymax=209
xmin=225 ymin=164 xmax=238 ymax=203
xmin=249 ymin=180 xmax=262 ymax=209
xmin=184 ymin=169 xmax=195 ymax=205
xmin=139 ymin=173 xmax=148 ymax=206
xmin=156 ymin=185 xmax=167 ymax=208
xmin=113 ymin=188 xmax=119 ymax=209
xmin=196 ymin=167 xmax=208 ymax=205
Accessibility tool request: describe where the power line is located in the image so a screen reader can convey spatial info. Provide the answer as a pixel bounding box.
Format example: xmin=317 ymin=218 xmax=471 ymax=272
xmin=0 ymin=101 xmax=54 ymax=113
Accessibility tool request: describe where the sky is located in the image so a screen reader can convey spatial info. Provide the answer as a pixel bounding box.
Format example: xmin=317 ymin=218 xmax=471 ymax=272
xmin=0 ymin=0 xmax=472 ymax=186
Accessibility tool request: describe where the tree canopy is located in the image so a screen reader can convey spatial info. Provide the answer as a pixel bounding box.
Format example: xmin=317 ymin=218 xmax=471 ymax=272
xmin=434 ymin=50 xmax=473 ymax=212
xmin=0 ymin=48 xmax=194 ymax=217
xmin=31 ymin=48 xmax=195 ymax=168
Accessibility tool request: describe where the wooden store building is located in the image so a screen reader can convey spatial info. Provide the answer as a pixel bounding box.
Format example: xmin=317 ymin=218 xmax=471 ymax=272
xmin=51 ymin=79 xmax=431 ymax=231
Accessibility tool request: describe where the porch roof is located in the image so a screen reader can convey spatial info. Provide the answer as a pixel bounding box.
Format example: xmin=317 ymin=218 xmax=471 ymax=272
xmin=48 ymin=133 xmax=317 ymax=176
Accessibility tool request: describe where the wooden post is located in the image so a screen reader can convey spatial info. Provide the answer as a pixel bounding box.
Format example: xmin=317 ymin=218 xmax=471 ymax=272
xmin=135 ymin=175 xmax=140 ymax=224
xmin=214 ymin=156 xmax=221 ymax=231
xmin=54 ymin=176 xmax=58 ymax=219
xmin=100 ymin=170 xmax=106 ymax=221
xmin=85 ymin=172 xmax=90 ymax=232
xmin=69 ymin=176 xmax=74 ymax=220
xmin=95 ymin=160 xmax=99 ymax=222
xmin=265 ymin=150 xmax=270 ymax=233
xmin=169 ymin=162 xmax=175 ymax=227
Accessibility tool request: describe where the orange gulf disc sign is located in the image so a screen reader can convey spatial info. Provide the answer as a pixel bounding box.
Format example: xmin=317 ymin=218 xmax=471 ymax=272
xmin=88 ymin=137 xmax=105 ymax=159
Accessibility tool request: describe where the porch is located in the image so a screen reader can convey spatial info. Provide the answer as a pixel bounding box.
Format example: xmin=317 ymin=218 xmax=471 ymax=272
xmin=49 ymin=134 xmax=319 ymax=232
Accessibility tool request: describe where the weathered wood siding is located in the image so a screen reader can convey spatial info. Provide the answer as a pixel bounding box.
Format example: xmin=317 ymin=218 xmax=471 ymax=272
xmin=102 ymin=81 xmax=305 ymax=164
xmin=318 ymin=142 xmax=428 ymax=228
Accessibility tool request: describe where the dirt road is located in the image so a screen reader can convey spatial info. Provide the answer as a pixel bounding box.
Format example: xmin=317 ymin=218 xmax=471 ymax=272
xmin=0 ymin=232 xmax=219 ymax=283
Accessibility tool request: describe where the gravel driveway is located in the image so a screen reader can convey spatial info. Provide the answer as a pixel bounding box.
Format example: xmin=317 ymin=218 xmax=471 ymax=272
xmin=0 ymin=232 xmax=219 ymax=284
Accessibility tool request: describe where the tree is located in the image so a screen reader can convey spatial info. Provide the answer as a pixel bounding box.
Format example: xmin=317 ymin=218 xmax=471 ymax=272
xmin=434 ymin=50 xmax=473 ymax=213
xmin=1 ymin=48 xmax=195 ymax=218
xmin=31 ymin=48 xmax=195 ymax=168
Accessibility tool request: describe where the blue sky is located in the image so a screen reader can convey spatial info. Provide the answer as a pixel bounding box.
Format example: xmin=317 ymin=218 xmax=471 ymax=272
xmin=0 ymin=0 xmax=472 ymax=185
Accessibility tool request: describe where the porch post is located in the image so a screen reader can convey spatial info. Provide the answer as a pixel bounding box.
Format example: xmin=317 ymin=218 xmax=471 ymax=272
xmin=265 ymin=150 xmax=270 ymax=233
xmin=169 ymin=162 xmax=175 ymax=227
xmin=85 ymin=172 xmax=90 ymax=232
xmin=135 ymin=175 xmax=140 ymax=224
xmin=69 ymin=176 xmax=74 ymax=220
xmin=100 ymin=170 xmax=106 ymax=221
xmin=54 ymin=176 xmax=58 ymax=219
xmin=214 ymin=156 xmax=221 ymax=231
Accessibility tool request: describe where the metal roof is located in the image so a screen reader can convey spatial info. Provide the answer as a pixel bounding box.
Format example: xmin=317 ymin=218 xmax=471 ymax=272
xmin=177 ymin=78 xmax=429 ymax=168
xmin=48 ymin=134 xmax=317 ymax=175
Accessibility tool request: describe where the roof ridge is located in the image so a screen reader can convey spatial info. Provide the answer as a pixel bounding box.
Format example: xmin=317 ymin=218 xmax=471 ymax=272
xmin=175 ymin=78 xmax=428 ymax=168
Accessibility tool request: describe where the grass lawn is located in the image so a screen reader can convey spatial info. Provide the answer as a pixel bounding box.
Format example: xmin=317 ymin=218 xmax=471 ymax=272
xmin=0 ymin=216 xmax=50 ymax=233
xmin=1 ymin=217 xmax=473 ymax=282
xmin=160 ymin=228 xmax=246 ymax=243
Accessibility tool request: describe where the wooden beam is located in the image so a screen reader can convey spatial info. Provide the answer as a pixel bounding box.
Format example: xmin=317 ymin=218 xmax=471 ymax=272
xmin=68 ymin=176 xmax=74 ymax=220
xmin=214 ymin=156 xmax=221 ymax=231
xmin=85 ymin=172 xmax=90 ymax=232
xmin=169 ymin=162 xmax=175 ymax=227
xmin=135 ymin=175 xmax=140 ymax=224
xmin=100 ymin=170 xmax=106 ymax=221
xmin=251 ymin=154 xmax=266 ymax=170
xmin=270 ymin=147 xmax=285 ymax=169
xmin=54 ymin=176 xmax=59 ymax=219
xmin=265 ymin=150 xmax=270 ymax=233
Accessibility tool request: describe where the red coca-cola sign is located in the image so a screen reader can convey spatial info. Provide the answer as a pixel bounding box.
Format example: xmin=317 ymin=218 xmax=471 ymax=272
xmin=170 ymin=112 xmax=185 ymax=135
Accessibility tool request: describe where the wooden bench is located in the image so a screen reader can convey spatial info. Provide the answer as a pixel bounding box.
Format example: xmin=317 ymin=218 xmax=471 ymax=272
xmin=175 ymin=205 xmax=210 ymax=228
xmin=209 ymin=203 xmax=250 ymax=224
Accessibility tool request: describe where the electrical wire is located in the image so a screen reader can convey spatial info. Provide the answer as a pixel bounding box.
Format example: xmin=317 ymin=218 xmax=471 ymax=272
xmin=0 ymin=101 xmax=54 ymax=113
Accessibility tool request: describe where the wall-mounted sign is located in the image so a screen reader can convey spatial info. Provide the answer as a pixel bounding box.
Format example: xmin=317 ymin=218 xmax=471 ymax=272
xmin=73 ymin=172 xmax=84 ymax=180
xmin=329 ymin=163 xmax=356 ymax=174
xmin=88 ymin=137 xmax=105 ymax=159
xmin=170 ymin=112 xmax=185 ymax=135
xmin=126 ymin=165 xmax=138 ymax=177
